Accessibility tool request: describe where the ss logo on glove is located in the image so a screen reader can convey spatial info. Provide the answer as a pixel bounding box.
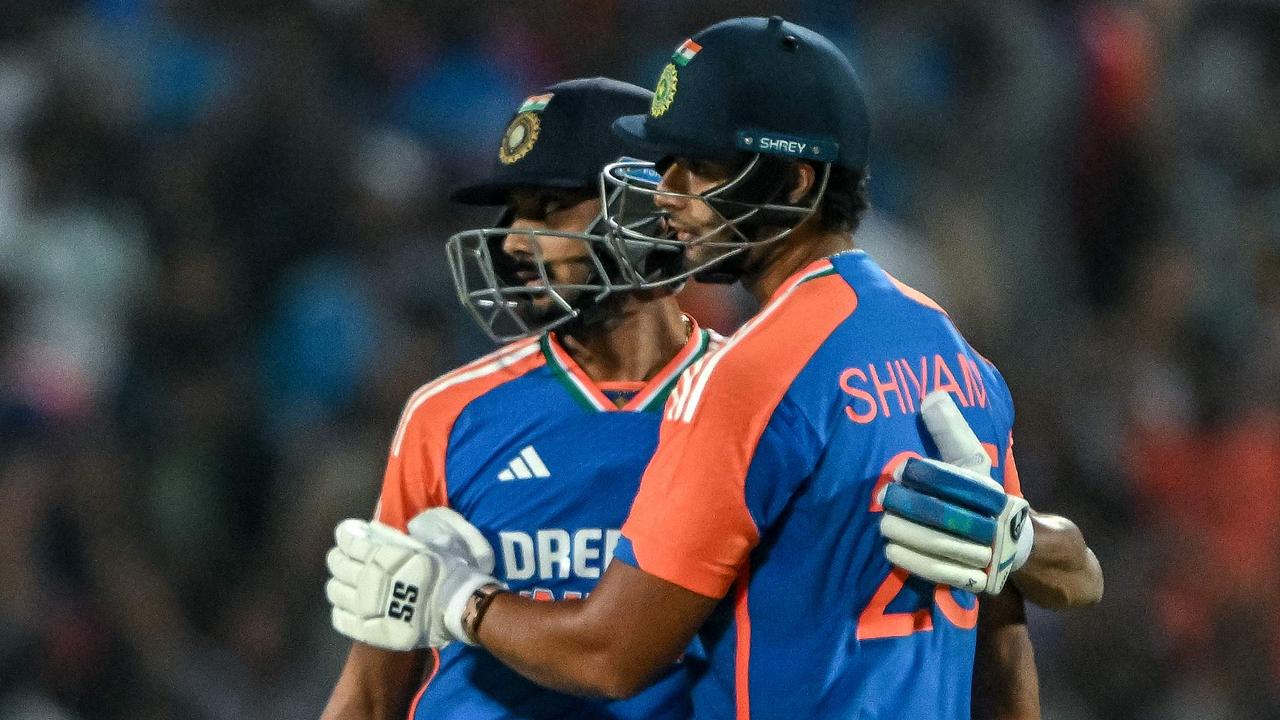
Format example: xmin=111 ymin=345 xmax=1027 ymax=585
xmin=388 ymin=581 xmax=419 ymax=623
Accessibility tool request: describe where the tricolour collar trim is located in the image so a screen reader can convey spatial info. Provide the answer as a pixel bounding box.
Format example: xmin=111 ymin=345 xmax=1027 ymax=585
xmin=540 ymin=317 xmax=714 ymax=413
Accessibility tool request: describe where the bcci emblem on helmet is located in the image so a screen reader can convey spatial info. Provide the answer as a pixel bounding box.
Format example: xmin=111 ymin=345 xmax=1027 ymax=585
xmin=499 ymin=112 xmax=541 ymax=164
xmin=650 ymin=64 xmax=678 ymax=118
xmin=649 ymin=39 xmax=700 ymax=118
xmin=500 ymin=92 xmax=553 ymax=164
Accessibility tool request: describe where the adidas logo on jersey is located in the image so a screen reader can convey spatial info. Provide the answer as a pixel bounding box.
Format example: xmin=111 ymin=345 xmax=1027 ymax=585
xmin=497 ymin=446 xmax=551 ymax=481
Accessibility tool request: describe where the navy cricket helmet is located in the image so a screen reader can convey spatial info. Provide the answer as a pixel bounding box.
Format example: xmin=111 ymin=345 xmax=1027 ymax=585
xmin=445 ymin=77 xmax=677 ymax=343
xmin=600 ymin=16 xmax=870 ymax=285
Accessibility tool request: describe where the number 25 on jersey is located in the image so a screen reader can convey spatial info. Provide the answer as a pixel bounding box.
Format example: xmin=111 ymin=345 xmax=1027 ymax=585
xmin=857 ymin=450 xmax=996 ymax=640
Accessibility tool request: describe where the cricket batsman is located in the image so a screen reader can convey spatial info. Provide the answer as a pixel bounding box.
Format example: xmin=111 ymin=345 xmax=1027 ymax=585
xmin=325 ymin=18 xmax=1102 ymax=719
xmin=321 ymin=77 xmax=714 ymax=720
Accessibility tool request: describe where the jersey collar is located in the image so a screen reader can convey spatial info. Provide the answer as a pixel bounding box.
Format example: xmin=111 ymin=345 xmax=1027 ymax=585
xmin=540 ymin=318 xmax=713 ymax=412
xmin=764 ymin=256 xmax=840 ymax=305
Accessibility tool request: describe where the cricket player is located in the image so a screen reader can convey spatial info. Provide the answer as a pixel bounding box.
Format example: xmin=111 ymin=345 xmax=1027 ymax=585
xmin=326 ymin=18 xmax=1102 ymax=719
xmin=321 ymin=77 xmax=713 ymax=720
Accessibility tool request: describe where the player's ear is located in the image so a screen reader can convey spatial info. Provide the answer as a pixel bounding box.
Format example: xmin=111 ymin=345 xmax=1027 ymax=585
xmin=786 ymin=161 xmax=816 ymax=204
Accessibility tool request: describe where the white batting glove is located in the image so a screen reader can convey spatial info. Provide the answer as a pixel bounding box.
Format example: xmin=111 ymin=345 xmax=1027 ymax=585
xmin=406 ymin=508 xmax=504 ymax=645
xmin=326 ymin=519 xmax=440 ymax=650
xmin=879 ymin=391 xmax=1034 ymax=595
xmin=325 ymin=518 xmax=499 ymax=650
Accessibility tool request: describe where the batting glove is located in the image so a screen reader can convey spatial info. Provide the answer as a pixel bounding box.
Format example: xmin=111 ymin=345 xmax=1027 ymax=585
xmin=879 ymin=391 xmax=1034 ymax=595
xmin=407 ymin=507 xmax=496 ymax=575
xmin=406 ymin=508 xmax=503 ymax=645
xmin=326 ymin=516 xmax=499 ymax=650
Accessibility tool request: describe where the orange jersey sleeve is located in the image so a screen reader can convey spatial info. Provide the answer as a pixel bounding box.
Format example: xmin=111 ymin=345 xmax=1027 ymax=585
xmin=374 ymin=340 xmax=544 ymax=530
xmin=621 ymin=268 xmax=858 ymax=598
xmin=375 ymin=395 xmax=450 ymax=531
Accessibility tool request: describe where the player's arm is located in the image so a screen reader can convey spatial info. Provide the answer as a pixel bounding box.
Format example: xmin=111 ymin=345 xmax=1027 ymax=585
xmin=327 ymin=511 xmax=719 ymax=699
xmin=322 ymin=388 xmax=454 ymax=717
xmin=327 ymin=518 xmax=717 ymax=699
xmin=882 ymin=392 xmax=1103 ymax=609
xmin=885 ymin=462 xmax=1102 ymax=609
xmin=327 ymin=312 xmax=834 ymax=696
xmin=321 ymin=644 xmax=430 ymax=720
xmin=971 ymin=587 xmax=1041 ymax=720
xmin=1011 ymin=512 xmax=1102 ymax=610
xmin=467 ymin=317 xmax=829 ymax=697
xmin=477 ymin=561 xmax=719 ymax=698
xmin=328 ymin=365 xmax=799 ymax=696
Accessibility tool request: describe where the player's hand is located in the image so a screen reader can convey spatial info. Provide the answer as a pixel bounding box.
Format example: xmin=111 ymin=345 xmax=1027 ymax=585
xmin=879 ymin=391 xmax=1034 ymax=595
xmin=326 ymin=519 xmax=499 ymax=650
xmin=326 ymin=519 xmax=441 ymax=650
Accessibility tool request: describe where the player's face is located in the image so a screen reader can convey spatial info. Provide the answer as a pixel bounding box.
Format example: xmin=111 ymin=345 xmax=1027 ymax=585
xmin=653 ymin=157 xmax=741 ymax=268
xmin=501 ymin=188 xmax=601 ymax=320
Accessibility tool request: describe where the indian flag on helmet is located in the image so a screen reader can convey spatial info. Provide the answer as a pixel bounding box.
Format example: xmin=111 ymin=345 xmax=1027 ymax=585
xmin=518 ymin=93 xmax=554 ymax=113
xmin=671 ymin=39 xmax=702 ymax=66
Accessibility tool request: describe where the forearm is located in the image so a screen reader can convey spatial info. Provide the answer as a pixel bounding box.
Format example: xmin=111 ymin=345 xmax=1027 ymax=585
xmin=1012 ymin=513 xmax=1103 ymax=610
xmin=972 ymin=587 xmax=1040 ymax=720
xmin=476 ymin=593 xmax=655 ymax=699
xmin=473 ymin=562 xmax=714 ymax=699
xmin=321 ymin=644 xmax=430 ymax=720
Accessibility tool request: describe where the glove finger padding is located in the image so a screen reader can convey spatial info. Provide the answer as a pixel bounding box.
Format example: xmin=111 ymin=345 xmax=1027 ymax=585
xmin=882 ymin=482 xmax=998 ymax=544
xmin=325 ymin=576 xmax=360 ymax=612
xmin=331 ymin=606 xmax=364 ymax=643
xmin=407 ymin=508 xmax=496 ymax=574
xmin=336 ymin=519 xmax=427 ymax=562
xmin=920 ymin=390 xmax=992 ymax=474
xmin=897 ymin=457 xmax=1007 ymax=515
xmin=335 ymin=518 xmax=378 ymax=561
xmin=885 ymin=542 xmax=989 ymax=593
xmin=880 ymin=514 xmax=992 ymax=568
xmin=330 ymin=602 xmax=424 ymax=654
xmin=327 ymin=546 xmax=362 ymax=585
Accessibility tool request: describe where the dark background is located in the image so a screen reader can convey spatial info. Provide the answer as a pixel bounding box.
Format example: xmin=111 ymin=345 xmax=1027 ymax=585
xmin=0 ymin=1 xmax=1277 ymax=718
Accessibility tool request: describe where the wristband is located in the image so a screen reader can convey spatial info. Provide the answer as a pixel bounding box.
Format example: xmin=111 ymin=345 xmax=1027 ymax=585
xmin=461 ymin=583 xmax=504 ymax=644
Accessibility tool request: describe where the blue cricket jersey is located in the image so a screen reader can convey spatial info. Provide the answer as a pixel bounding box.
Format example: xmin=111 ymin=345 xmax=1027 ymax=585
xmin=615 ymin=251 xmax=1022 ymax=719
xmin=376 ymin=323 xmax=719 ymax=719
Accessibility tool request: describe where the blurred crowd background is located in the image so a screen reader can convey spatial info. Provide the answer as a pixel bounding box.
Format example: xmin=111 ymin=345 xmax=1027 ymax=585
xmin=0 ymin=0 xmax=1277 ymax=718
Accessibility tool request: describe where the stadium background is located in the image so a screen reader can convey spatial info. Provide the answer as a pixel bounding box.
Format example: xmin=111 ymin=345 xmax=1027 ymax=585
xmin=0 ymin=0 xmax=1277 ymax=718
